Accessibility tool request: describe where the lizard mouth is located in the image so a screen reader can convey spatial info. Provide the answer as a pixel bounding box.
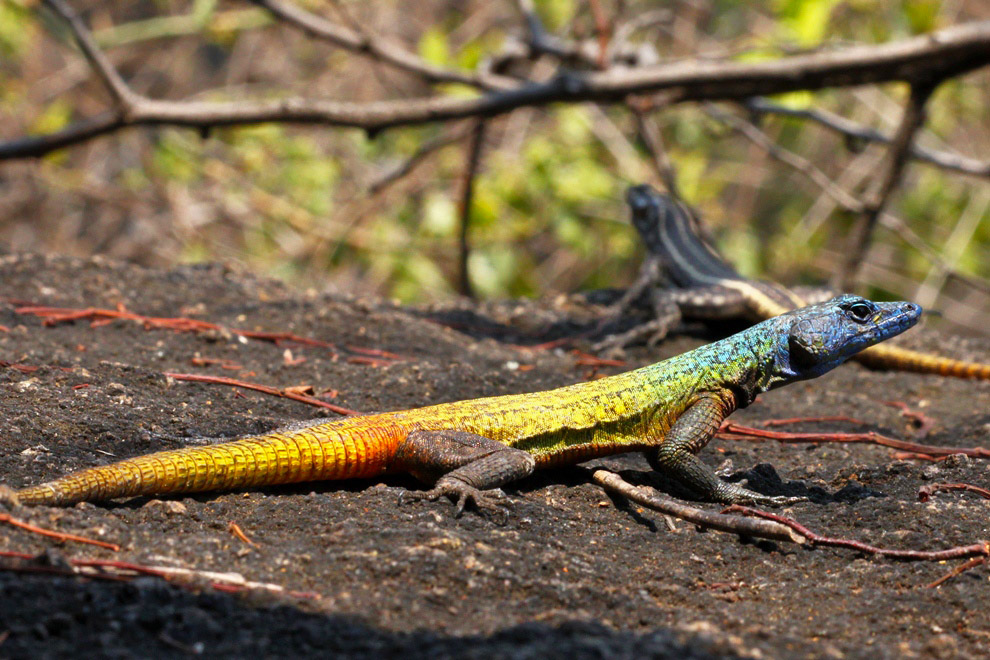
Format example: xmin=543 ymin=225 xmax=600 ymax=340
xmin=881 ymin=302 xmax=922 ymax=333
xmin=859 ymin=302 xmax=922 ymax=348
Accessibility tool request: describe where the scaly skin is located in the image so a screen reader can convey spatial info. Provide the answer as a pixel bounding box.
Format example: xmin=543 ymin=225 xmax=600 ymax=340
xmin=612 ymin=185 xmax=990 ymax=380
xmin=9 ymin=296 xmax=920 ymax=511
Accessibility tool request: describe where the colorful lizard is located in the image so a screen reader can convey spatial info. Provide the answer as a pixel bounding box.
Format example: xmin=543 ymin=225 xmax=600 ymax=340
xmin=599 ymin=184 xmax=990 ymax=380
xmin=4 ymin=295 xmax=919 ymax=512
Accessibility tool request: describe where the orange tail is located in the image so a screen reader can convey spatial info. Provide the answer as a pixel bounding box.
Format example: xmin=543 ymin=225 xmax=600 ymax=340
xmin=16 ymin=418 xmax=406 ymax=506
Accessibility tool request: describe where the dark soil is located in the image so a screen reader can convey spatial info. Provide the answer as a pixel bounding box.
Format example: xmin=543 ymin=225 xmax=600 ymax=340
xmin=1 ymin=254 xmax=988 ymax=659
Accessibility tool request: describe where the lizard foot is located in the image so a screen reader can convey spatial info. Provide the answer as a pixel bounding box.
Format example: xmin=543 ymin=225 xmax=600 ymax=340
xmin=399 ymin=478 xmax=510 ymax=523
xmin=726 ymin=488 xmax=807 ymax=507
xmin=591 ymin=317 xmax=675 ymax=357
xmin=740 ymin=494 xmax=807 ymax=507
xmin=710 ymin=480 xmax=806 ymax=507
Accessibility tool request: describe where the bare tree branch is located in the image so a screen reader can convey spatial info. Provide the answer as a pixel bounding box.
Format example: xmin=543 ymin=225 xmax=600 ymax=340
xmin=457 ymin=121 xmax=487 ymax=298
xmin=630 ymin=100 xmax=681 ymax=198
xmin=706 ymin=103 xmax=990 ymax=297
xmin=250 ymin=0 xmax=513 ymax=91
xmin=367 ymin=125 xmax=473 ymax=195
xmin=4 ymin=14 xmax=989 ymax=161
xmin=0 ymin=111 xmax=124 ymax=158
xmin=834 ymin=81 xmax=936 ymax=290
xmin=706 ymin=103 xmax=865 ymax=212
xmin=43 ymin=0 xmax=138 ymax=110
xmin=587 ymin=0 xmax=612 ymax=69
xmin=745 ymin=97 xmax=990 ymax=178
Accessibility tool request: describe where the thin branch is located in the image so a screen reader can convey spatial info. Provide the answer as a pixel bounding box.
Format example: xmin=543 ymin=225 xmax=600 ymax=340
xmin=457 ymin=121 xmax=487 ymax=298
xmin=834 ymin=82 xmax=936 ymax=290
xmin=629 ymin=100 xmax=681 ymax=198
xmin=719 ymin=421 xmax=990 ymax=459
xmin=250 ymin=0 xmax=512 ymax=91
xmin=43 ymin=0 xmax=138 ymax=110
xmin=4 ymin=18 xmax=990 ymax=159
xmin=587 ymin=0 xmax=611 ymax=69
xmin=14 ymin=303 xmax=406 ymax=363
xmin=0 ymin=511 xmax=120 ymax=551
xmin=0 ymin=112 xmax=125 ymax=159
xmin=918 ymin=482 xmax=990 ymax=502
xmin=368 ymin=124 xmax=473 ymax=195
xmin=508 ymin=1 xmax=657 ymax=70
xmin=745 ymin=97 xmax=990 ymax=178
xmin=707 ymin=103 xmax=989 ymax=296
xmin=512 ymin=0 xmax=586 ymax=64
xmin=164 ymin=372 xmax=361 ymax=416
xmin=726 ymin=505 xmax=990 ymax=561
xmin=0 ymin=549 xmax=322 ymax=599
xmin=591 ymin=469 xmax=804 ymax=543
xmin=706 ymin=102 xmax=864 ymax=211
xmin=926 ymin=556 xmax=986 ymax=588
xmin=594 ymin=470 xmax=990 ymax=567
xmin=514 ymin=0 xmax=551 ymax=55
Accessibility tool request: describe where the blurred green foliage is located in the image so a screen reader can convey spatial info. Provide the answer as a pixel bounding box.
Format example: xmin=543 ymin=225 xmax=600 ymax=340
xmin=0 ymin=0 xmax=987 ymax=331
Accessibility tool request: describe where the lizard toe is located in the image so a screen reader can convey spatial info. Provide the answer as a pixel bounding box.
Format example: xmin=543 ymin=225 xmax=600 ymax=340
xmin=405 ymin=477 xmax=511 ymax=521
xmin=737 ymin=492 xmax=807 ymax=507
xmin=397 ymin=487 xmax=442 ymax=507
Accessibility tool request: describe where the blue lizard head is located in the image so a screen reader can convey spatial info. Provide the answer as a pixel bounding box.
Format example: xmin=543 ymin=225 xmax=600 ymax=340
xmin=775 ymin=294 xmax=922 ymax=381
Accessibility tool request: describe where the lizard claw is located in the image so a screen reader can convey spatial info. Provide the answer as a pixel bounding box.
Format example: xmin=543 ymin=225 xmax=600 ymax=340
xmin=399 ymin=478 xmax=510 ymax=522
xmin=397 ymin=488 xmax=441 ymax=507
xmin=737 ymin=492 xmax=807 ymax=507
xmin=715 ymin=481 xmax=807 ymax=507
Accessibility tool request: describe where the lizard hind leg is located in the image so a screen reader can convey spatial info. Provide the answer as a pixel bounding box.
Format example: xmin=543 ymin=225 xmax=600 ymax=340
xmin=393 ymin=429 xmax=536 ymax=520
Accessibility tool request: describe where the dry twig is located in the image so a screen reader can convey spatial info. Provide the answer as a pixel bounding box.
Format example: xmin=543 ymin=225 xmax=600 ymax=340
xmin=0 ymin=549 xmax=320 ymax=599
xmin=918 ymin=482 xmax=990 ymax=502
xmin=719 ymin=421 xmax=990 ymax=459
xmin=0 ymin=512 xmax=120 ymax=551
xmin=745 ymin=97 xmax=990 ymax=179
xmin=164 ymin=372 xmax=361 ymax=416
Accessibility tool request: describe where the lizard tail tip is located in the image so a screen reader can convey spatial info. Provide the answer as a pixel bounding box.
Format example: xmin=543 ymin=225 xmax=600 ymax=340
xmin=0 ymin=484 xmax=22 ymax=508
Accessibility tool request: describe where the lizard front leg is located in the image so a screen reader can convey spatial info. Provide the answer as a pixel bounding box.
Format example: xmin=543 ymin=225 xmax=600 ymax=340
xmin=593 ymin=288 xmax=683 ymax=354
xmin=649 ymin=393 xmax=802 ymax=506
xmin=601 ymin=254 xmax=665 ymax=320
xmin=393 ymin=430 xmax=536 ymax=518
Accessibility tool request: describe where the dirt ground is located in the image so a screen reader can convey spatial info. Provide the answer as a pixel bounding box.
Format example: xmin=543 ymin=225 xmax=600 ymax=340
xmin=0 ymin=253 xmax=988 ymax=659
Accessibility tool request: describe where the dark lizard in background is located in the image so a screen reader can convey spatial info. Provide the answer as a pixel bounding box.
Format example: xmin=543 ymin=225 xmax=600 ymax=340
xmin=598 ymin=184 xmax=990 ymax=380
xmin=4 ymin=296 xmax=918 ymax=511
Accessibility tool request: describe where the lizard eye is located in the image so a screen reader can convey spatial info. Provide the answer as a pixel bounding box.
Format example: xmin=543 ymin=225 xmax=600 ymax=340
xmin=845 ymin=301 xmax=873 ymax=323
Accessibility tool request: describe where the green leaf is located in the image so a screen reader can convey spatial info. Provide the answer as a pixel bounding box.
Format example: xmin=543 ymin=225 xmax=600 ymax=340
xmin=0 ymin=1 xmax=32 ymax=56
xmin=533 ymin=0 xmax=576 ymax=31
xmin=31 ymin=99 xmax=72 ymax=136
xmin=903 ymin=0 xmax=941 ymax=34
xmin=766 ymin=90 xmax=814 ymax=110
xmin=776 ymin=0 xmax=839 ymax=47
xmin=419 ymin=27 xmax=450 ymax=66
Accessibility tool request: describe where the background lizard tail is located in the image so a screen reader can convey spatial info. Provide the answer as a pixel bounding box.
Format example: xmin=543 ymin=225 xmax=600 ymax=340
xmin=856 ymin=344 xmax=990 ymax=379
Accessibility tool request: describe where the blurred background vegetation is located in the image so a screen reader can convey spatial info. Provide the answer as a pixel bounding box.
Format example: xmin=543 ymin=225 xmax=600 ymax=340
xmin=0 ymin=0 xmax=988 ymax=332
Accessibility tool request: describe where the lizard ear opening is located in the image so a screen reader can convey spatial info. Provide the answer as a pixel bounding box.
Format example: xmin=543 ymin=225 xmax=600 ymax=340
xmin=788 ymin=329 xmax=821 ymax=370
